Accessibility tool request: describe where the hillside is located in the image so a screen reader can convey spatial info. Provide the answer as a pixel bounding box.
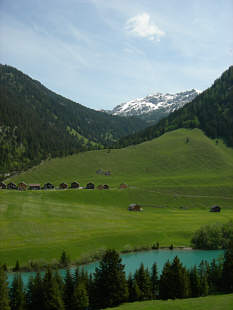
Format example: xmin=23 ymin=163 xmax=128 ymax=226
xmin=1 ymin=129 xmax=233 ymax=265
xmin=106 ymin=294 xmax=233 ymax=310
xmin=0 ymin=64 xmax=147 ymax=175
xmin=116 ymin=66 xmax=233 ymax=148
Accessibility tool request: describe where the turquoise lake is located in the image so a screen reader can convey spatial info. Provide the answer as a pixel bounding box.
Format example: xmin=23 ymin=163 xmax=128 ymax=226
xmin=7 ymin=249 xmax=224 ymax=286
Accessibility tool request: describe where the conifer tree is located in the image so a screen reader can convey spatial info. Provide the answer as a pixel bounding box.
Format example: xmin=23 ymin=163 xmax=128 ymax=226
xmin=134 ymin=264 xmax=152 ymax=300
xmin=73 ymin=282 xmax=89 ymax=310
xmin=127 ymin=273 xmax=141 ymax=302
xmin=0 ymin=266 xmax=11 ymax=310
xmin=42 ymin=268 xmax=65 ymax=310
xmin=151 ymin=262 xmax=159 ymax=299
xmin=59 ymin=251 xmax=70 ymax=267
xmin=63 ymin=269 xmax=74 ymax=310
xmin=10 ymin=273 xmax=26 ymax=310
xmin=189 ymin=266 xmax=201 ymax=297
xmin=222 ymin=240 xmax=233 ymax=292
xmin=93 ymin=249 xmax=128 ymax=309
xmin=159 ymin=260 xmax=172 ymax=300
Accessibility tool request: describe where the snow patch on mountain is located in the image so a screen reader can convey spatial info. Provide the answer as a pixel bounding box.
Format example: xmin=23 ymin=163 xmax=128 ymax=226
xmin=111 ymin=89 xmax=201 ymax=117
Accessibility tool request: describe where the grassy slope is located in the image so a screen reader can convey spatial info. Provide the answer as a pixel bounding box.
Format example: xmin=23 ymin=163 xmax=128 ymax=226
xmin=1 ymin=129 xmax=233 ymax=266
xmin=106 ymin=294 xmax=233 ymax=310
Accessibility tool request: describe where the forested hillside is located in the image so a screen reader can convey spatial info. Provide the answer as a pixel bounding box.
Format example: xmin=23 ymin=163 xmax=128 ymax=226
xmin=116 ymin=66 xmax=233 ymax=148
xmin=0 ymin=65 xmax=147 ymax=174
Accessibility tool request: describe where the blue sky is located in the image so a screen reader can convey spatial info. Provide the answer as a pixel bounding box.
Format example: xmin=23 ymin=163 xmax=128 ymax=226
xmin=0 ymin=0 xmax=232 ymax=110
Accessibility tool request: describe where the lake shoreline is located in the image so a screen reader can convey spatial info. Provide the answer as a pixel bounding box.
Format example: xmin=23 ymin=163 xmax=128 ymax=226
xmin=6 ymin=245 xmax=208 ymax=274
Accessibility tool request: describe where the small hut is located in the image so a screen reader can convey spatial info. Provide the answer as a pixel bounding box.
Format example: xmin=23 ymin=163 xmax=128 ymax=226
xmin=86 ymin=182 xmax=95 ymax=189
xmin=103 ymin=184 xmax=109 ymax=190
xmin=18 ymin=182 xmax=27 ymax=191
xmin=120 ymin=183 xmax=128 ymax=189
xmin=0 ymin=182 xmax=7 ymax=189
xmin=43 ymin=183 xmax=54 ymax=190
xmin=71 ymin=181 xmax=80 ymax=189
xmin=210 ymin=205 xmax=221 ymax=212
xmin=104 ymin=171 xmax=111 ymax=176
xmin=29 ymin=184 xmax=41 ymax=190
xmin=7 ymin=182 xmax=17 ymax=190
xmin=59 ymin=183 xmax=68 ymax=189
xmin=128 ymin=203 xmax=143 ymax=211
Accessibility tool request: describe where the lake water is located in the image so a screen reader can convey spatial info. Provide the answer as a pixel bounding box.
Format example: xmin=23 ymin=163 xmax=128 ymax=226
xmin=7 ymin=249 xmax=224 ymax=286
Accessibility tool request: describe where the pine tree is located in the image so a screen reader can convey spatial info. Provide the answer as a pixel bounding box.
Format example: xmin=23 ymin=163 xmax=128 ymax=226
xmin=222 ymin=240 xmax=233 ymax=292
xmin=42 ymin=268 xmax=65 ymax=310
xmin=189 ymin=266 xmax=201 ymax=297
xmin=127 ymin=273 xmax=141 ymax=302
xmin=134 ymin=264 xmax=152 ymax=300
xmin=93 ymin=249 xmax=128 ymax=309
xmin=159 ymin=260 xmax=172 ymax=300
xmin=10 ymin=273 xmax=26 ymax=310
xmin=0 ymin=266 xmax=11 ymax=310
xmin=59 ymin=251 xmax=70 ymax=267
xmin=73 ymin=283 xmax=89 ymax=310
xmin=151 ymin=262 xmax=159 ymax=299
xmin=63 ymin=268 xmax=74 ymax=310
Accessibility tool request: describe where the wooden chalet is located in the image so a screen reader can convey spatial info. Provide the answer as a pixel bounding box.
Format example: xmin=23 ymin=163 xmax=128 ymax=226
xmin=59 ymin=183 xmax=68 ymax=189
xmin=86 ymin=182 xmax=95 ymax=189
xmin=128 ymin=203 xmax=143 ymax=211
xmin=103 ymin=184 xmax=109 ymax=190
xmin=104 ymin=171 xmax=111 ymax=176
xmin=7 ymin=182 xmax=17 ymax=190
xmin=0 ymin=182 xmax=7 ymax=189
xmin=43 ymin=183 xmax=54 ymax=190
xmin=18 ymin=182 xmax=27 ymax=191
xmin=71 ymin=181 xmax=80 ymax=189
xmin=29 ymin=184 xmax=41 ymax=190
xmin=120 ymin=183 xmax=128 ymax=189
xmin=210 ymin=205 xmax=221 ymax=212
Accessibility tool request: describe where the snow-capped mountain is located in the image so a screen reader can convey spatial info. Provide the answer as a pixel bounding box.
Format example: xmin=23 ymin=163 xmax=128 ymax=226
xmin=110 ymin=89 xmax=201 ymax=123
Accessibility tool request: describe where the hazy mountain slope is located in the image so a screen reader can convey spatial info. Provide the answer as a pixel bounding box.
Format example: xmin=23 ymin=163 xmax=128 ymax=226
xmin=0 ymin=64 xmax=147 ymax=174
xmin=110 ymin=89 xmax=200 ymax=124
xmin=115 ymin=66 xmax=233 ymax=148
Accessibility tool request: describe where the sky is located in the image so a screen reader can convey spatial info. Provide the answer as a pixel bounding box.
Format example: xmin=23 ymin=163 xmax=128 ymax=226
xmin=0 ymin=0 xmax=232 ymax=110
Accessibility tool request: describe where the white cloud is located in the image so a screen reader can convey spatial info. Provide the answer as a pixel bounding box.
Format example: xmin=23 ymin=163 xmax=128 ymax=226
xmin=125 ymin=13 xmax=165 ymax=41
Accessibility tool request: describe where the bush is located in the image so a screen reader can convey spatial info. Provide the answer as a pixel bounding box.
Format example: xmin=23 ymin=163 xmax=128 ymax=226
xmin=191 ymin=221 xmax=233 ymax=249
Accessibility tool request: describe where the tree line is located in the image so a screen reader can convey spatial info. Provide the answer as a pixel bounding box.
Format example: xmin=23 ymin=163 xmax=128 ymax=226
xmin=0 ymin=243 xmax=233 ymax=310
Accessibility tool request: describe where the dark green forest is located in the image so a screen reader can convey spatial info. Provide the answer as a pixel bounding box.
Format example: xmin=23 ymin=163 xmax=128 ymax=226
xmin=0 ymin=246 xmax=233 ymax=310
xmin=115 ymin=66 xmax=233 ymax=148
xmin=0 ymin=65 xmax=147 ymax=174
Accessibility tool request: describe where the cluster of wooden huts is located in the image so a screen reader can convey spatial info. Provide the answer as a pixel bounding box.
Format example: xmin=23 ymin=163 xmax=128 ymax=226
xmin=0 ymin=181 xmax=110 ymax=191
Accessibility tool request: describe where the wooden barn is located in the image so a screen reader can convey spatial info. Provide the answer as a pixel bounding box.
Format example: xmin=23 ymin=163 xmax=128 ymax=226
xmin=18 ymin=182 xmax=27 ymax=191
xmin=71 ymin=181 xmax=80 ymax=189
xmin=7 ymin=182 xmax=17 ymax=190
xmin=29 ymin=184 xmax=41 ymax=190
xmin=0 ymin=182 xmax=7 ymax=189
xmin=43 ymin=183 xmax=54 ymax=190
xmin=120 ymin=183 xmax=128 ymax=189
xmin=210 ymin=205 xmax=221 ymax=212
xmin=59 ymin=183 xmax=68 ymax=189
xmin=86 ymin=182 xmax=95 ymax=189
xmin=128 ymin=203 xmax=143 ymax=211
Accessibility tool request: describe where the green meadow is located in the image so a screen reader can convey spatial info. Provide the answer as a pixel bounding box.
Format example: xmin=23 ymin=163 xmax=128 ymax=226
xmin=106 ymin=294 xmax=233 ymax=310
xmin=1 ymin=129 xmax=233 ymax=266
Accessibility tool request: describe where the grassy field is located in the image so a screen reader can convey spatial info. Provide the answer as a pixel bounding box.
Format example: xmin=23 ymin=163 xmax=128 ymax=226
xmin=106 ymin=294 xmax=233 ymax=310
xmin=1 ymin=129 xmax=233 ymax=266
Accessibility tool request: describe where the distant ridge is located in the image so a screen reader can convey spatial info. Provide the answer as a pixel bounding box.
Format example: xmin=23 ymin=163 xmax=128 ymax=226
xmin=115 ymin=66 xmax=233 ymax=148
xmin=108 ymin=89 xmax=200 ymax=124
